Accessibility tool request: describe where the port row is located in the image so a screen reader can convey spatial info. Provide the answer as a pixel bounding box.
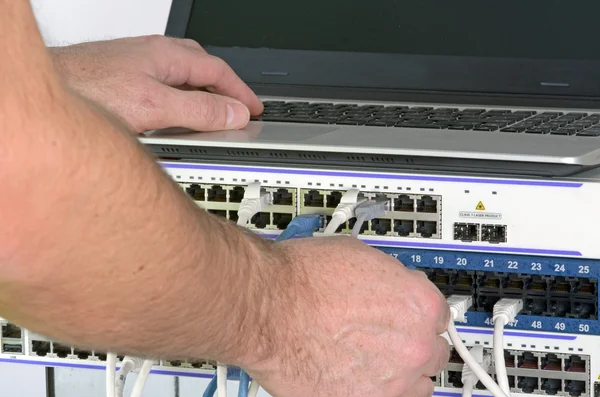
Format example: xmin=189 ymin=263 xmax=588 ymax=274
xmin=419 ymin=268 xmax=598 ymax=319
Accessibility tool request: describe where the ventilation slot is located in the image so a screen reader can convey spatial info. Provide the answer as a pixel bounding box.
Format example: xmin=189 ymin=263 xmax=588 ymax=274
xmin=268 ymin=152 xmax=288 ymax=158
xmin=226 ymin=150 xmax=260 ymax=157
xmin=189 ymin=148 xmax=208 ymax=155
xmin=161 ymin=147 xmax=180 ymax=153
xmin=298 ymin=153 xmax=327 ymax=160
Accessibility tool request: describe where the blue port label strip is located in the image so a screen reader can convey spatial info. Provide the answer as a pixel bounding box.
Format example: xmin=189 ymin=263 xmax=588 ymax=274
xmin=376 ymin=247 xmax=599 ymax=336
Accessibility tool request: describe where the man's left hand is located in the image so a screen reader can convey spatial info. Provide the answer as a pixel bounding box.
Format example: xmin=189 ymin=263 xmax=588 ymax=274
xmin=51 ymin=35 xmax=264 ymax=133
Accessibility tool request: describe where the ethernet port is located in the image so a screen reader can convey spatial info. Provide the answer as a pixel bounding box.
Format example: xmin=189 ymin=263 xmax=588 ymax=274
xmin=548 ymin=299 xmax=571 ymax=317
xmin=2 ymin=343 xmax=22 ymax=354
xmin=325 ymin=216 xmax=344 ymax=233
xmin=449 ymin=348 xmax=464 ymax=364
xmin=394 ymin=195 xmax=414 ymax=212
xmin=273 ymin=213 xmax=293 ymax=230
xmin=570 ymin=301 xmax=596 ymax=319
xmin=541 ymin=354 xmax=562 ymax=371
xmin=229 ymin=210 xmax=239 ymax=223
xmin=574 ymin=279 xmax=597 ymax=297
xmin=74 ymin=349 xmax=91 ymax=360
xmin=481 ymin=224 xmax=507 ymax=243
xmin=96 ymin=353 xmax=107 ymax=361
xmin=207 ymin=185 xmax=227 ymax=202
xmin=416 ymin=221 xmax=437 ymax=238
xmin=540 ymin=378 xmax=561 ymax=395
xmin=480 ymin=274 xmax=502 ymax=290
xmin=326 ymin=191 xmax=343 ymax=208
xmin=370 ymin=219 xmax=392 ymax=235
xmin=526 ymin=276 xmax=549 ymax=294
xmin=550 ymin=278 xmax=571 ymax=295
xmin=208 ymin=209 xmax=227 ymax=219
xmin=394 ymin=220 xmax=414 ymax=237
xmin=446 ymin=371 xmax=463 ymax=388
xmin=349 ymin=218 xmax=368 ymax=235
xmin=524 ymin=298 xmax=547 ymax=316
xmin=504 ymin=276 xmax=525 ymax=294
xmin=564 ymin=380 xmax=586 ymax=397
xmin=504 ymin=350 xmax=516 ymax=367
xmin=565 ymin=355 xmax=587 ymax=373
xmin=32 ymin=341 xmax=50 ymax=357
xmin=517 ymin=377 xmax=539 ymax=394
xmin=476 ymin=294 xmax=501 ymax=312
xmin=453 ymin=223 xmax=478 ymax=242
xmin=416 ymin=195 xmax=437 ymax=213
xmin=228 ymin=186 xmax=245 ymax=203
xmin=250 ymin=213 xmax=270 ymax=229
xmin=2 ymin=323 xmax=21 ymax=339
xmin=53 ymin=343 xmax=72 ymax=359
xmin=518 ymin=352 xmax=539 ymax=369
xmin=273 ymin=189 xmax=294 ymax=206
xmin=185 ymin=184 xmax=205 ymax=201
xmin=304 ymin=190 xmax=324 ymax=207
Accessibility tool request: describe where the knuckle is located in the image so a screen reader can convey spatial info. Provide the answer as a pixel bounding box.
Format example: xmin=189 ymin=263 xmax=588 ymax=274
xmin=196 ymin=95 xmax=225 ymax=128
xmin=407 ymin=338 xmax=434 ymax=369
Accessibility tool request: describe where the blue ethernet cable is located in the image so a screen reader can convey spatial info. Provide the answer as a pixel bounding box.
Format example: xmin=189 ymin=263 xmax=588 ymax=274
xmin=275 ymin=214 xmax=323 ymax=242
xmin=202 ymin=372 xmax=217 ymax=397
xmin=238 ymin=369 xmax=251 ymax=397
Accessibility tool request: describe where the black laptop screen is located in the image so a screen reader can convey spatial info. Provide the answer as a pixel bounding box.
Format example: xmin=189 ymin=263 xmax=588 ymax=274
xmin=185 ymin=0 xmax=600 ymax=61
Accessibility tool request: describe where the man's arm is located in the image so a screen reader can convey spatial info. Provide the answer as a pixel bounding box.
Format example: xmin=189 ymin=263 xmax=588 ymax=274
xmin=0 ymin=0 xmax=282 ymax=366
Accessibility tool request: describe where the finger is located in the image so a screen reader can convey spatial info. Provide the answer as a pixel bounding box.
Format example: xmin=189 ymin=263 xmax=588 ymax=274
xmin=407 ymin=376 xmax=435 ymax=397
xmin=422 ymin=335 xmax=450 ymax=377
xmin=160 ymin=87 xmax=250 ymax=131
xmin=159 ymin=47 xmax=263 ymax=116
xmin=172 ymin=37 xmax=207 ymax=53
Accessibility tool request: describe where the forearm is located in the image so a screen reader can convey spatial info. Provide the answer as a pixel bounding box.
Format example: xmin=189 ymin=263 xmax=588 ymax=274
xmin=0 ymin=1 xmax=283 ymax=366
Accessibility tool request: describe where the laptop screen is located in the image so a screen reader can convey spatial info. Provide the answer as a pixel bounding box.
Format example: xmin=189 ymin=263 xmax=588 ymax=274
xmin=184 ymin=1 xmax=600 ymax=61
xmin=170 ymin=0 xmax=600 ymax=102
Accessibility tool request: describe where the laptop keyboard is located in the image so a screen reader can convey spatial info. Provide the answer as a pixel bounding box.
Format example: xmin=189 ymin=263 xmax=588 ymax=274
xmin=253 ymin=101 xmax=600 ymax=137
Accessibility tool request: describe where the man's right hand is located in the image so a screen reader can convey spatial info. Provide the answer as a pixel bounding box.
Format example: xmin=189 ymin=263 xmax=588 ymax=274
xmin=243 ymin=236 xmax=450 ymax=397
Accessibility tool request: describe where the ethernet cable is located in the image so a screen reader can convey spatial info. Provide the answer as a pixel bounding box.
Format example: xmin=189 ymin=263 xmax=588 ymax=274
xmin=203 ymin=373 xmax=218 ymax=397
xmin=275 ymin=214 xmax=322 ymax=241
xmin=106 ymin=352 xmax=118 ymax=397
xmin=461 ymin=346 xmax=491 ymax=397
xmin=129 ymin=359 xmax=154 ymax=397
xmin=217 ymin=362 xmax=228 ymax=397
xmin=492 ymin=299 xmax=523 ymax=396
xmin=247 ymin=380 xmax=260 ymax=397
xmin=350 ymin=199 xmax=389 ymax=237
xmin=236 ymin=182 xmax=271 ymax=227
xmin=115 ymin=356 xmax=145 ymax=397
xmin=445 ymin=295 xmax=509 ymax=397
xmin=238 ymin=369 xmax=250 ymax=397
xmin=323 ymin=189 xmax=363 ymax=236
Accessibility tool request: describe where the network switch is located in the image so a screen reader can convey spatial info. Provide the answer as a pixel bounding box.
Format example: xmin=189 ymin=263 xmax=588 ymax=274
xmin=6 ymin=156 xmax=600 ymax=396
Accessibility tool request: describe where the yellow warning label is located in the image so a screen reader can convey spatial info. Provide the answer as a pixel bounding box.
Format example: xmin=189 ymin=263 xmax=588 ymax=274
xmin=476 ymin=201 xmax=486 ymax=211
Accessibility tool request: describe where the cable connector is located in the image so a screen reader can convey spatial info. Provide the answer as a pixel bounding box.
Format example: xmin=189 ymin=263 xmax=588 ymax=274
xmin=447 ymin=295 xmax=473 ymax=323
xmin=462 ymin=346 xmax=491 ymax=385
xmin=323 ymin=189 xmax=363 ymax=235
xmin=237 ymin=182 xmax=271 ymax=226
xmin=492 ymin=298 xmax=523 ymax=325
xmin=351 ymin=199 xmax=389 ymax=237
xmin=276 ymin=214 xmax=323 ymax=242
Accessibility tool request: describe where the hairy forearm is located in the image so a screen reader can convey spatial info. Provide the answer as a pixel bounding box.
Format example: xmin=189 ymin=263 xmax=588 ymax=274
xmin=0 ymin=1 xmax=284 ymax=366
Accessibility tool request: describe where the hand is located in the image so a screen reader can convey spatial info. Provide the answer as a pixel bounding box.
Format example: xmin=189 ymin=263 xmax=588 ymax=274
xmin=50 ymin=35 xmax=263 ymax=133
xmin=246 ymin=237 xmax=450 ymax=397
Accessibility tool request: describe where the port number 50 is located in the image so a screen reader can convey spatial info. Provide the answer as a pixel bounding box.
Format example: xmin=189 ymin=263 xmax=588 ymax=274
xmin=579 ymin=324 xmax=590 ymax=333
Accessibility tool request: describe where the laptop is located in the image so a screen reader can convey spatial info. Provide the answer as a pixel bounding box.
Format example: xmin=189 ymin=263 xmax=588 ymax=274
xmin=142 ymin=0 xmax=600 ymax=177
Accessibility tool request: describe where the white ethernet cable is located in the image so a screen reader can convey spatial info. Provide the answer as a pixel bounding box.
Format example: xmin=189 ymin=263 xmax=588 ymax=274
xmin=446 ymin=295 xmax=509 ymax=397
xmin=106 ymin=353 xmax=118 ymax=397
xmin=461 ymin=346 xmax=491 ymax=397
xmin=248 ymin=380 xmax=260 ymax=397
xmin=217 ymin=362 xmax=228 ymax=397
xmin=323 ymin=189 xmax=363 ymax=236
xmin=236 ymin=182 xmax=271 ymax=227
xmin=492 ymin=299 xmax=523 ymax=396
xmin=129 ymin=359 xmax=155 ymax=397
xmin=350 ymin=199 xmax=389 ymax=237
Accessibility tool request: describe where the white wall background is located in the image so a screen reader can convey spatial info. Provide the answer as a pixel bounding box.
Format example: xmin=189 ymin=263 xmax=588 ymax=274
xmin=31 ymin=0 xmax=173 ymax=46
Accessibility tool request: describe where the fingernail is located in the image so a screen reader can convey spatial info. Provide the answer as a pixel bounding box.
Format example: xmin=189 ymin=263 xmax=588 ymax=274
xmin=226 ymin=103 xmax=250 ymax=129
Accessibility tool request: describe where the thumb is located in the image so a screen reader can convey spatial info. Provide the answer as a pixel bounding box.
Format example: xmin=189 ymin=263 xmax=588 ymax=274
xmin=163 ymin=87 xmax=251 ymax=131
